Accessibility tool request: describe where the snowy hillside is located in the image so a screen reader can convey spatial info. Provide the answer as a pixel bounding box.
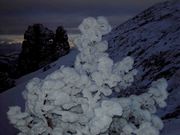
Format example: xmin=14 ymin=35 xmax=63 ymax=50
xmin=106 ymin=0 xmax=180 ymax=134
xmin=0 ymin=42 xmax=21 ymax=68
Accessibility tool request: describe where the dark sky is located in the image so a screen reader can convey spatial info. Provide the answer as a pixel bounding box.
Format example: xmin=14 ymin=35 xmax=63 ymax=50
xmin=0 ymin=0 xmax=166 ymax=35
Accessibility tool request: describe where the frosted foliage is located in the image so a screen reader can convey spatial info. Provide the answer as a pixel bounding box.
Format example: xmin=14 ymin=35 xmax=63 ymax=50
xmin=7 ymin=17 xmax=168 ymax=135
xmin=109 ymin=78 xmax=167 ymax=135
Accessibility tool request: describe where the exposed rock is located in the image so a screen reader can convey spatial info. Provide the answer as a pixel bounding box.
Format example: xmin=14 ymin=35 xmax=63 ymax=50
xmin=0 ymin=53 xmax=18 ymax=92
xmin=53 ymin=26 xmax=70 ymax=59
xmin=17 ymin=24 xmax=70 ymax=76
xmin=0 ymin=72 xmax=15 ymax=92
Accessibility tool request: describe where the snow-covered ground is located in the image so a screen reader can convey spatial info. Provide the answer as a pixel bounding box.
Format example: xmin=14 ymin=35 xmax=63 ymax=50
xmin=105 ymin=1 xmax=180 ymax=134
xmin=161 ymin=118 xmax=180 ymax=135
xmin=0 ymin=48 xmax=78 ymax=135
xmin=106 ymin=0 xmax=180 ymax=117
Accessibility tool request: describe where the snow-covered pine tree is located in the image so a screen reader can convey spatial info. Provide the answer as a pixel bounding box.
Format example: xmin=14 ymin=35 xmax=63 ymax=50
xmin=7 ymin=17 xmax=168 ymax=135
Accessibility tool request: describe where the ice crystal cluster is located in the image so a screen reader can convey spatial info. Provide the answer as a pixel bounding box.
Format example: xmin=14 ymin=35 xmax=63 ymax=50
xmin=7 ymin=17 xmax=168 ymax=135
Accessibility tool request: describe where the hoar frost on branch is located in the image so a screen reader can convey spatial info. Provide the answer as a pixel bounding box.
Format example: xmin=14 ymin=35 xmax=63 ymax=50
xmin=7 ymin=17 xmax=168 ymax=135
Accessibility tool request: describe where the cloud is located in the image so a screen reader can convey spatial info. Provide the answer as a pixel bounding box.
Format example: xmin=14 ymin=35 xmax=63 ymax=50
xmin=0 ymin=35 xmax=23 ymax=44
xmin=0 ymin=0 xmax=166 ymax=34
xmin=0 ymin=0 xmax=166 ymax=12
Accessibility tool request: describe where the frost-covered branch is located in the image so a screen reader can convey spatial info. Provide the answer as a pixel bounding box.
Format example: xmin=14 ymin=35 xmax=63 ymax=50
xmin=7 ymin=17 xmax=168 ymax=135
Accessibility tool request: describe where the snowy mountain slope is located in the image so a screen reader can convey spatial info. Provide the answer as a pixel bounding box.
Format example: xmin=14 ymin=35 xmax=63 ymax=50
xmin=0 ymin=48 xmax=78 ymax=135
xmin=105 ymin=0 xmax=180 ymax=134
xmin=0 ymin=43 xmax=21 ymax=55
xmin=161 ymin=118 xmax=180 ymax=135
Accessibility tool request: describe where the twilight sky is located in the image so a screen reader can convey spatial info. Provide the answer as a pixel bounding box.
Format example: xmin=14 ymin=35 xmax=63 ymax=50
xmin=0 ymin=0 xmax=166 ymax=35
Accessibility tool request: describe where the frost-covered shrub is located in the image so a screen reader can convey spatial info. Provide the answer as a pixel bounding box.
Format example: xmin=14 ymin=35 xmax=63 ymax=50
xmin=7 ymin=17 xmax=168 ymax=135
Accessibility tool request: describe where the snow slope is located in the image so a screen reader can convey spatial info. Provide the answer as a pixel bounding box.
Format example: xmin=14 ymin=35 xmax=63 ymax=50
xmin=0 ymin=48 xmax=78 ymax=135
xmin=105 ymin=0 xmax=180 ymax=134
